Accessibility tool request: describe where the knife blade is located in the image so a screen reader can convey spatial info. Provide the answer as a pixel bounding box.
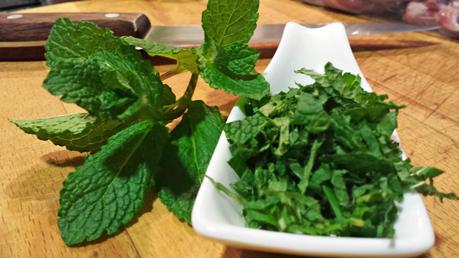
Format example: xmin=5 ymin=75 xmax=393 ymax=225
xmin=0 ymin=12 xmax=438 ymax=61
xmin=146 ymin=23 xmax=439 ymax=46
xmin=146 ymin=23 xmax=438 ymax=58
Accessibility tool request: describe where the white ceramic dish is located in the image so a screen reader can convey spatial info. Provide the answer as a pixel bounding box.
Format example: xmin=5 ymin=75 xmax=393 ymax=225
xmin=192 ymin=22 xmax=434 ymax=257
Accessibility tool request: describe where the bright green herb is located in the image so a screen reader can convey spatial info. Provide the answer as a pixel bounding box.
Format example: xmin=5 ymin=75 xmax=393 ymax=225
xmin=223 ymin=63 xmax=457 ymax=237
xmin=12 ymin=0 xmax=267 ymax=246
xmin=58 ymin=121 xmax=167 ymax=245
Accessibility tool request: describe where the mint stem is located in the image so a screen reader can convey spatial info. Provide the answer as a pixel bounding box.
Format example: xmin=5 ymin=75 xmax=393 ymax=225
xmin=162 ymin=73 xmax=198 ymax=120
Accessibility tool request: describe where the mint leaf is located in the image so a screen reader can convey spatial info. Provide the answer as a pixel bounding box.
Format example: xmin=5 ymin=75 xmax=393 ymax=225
xmin=198 ymin=47 xmax=269 ymax=100
xmin=202 ymin=0 xmax=259 ymax=47
xmin=58 ymin=120 xmax=169 ymax=245
xmin=122 ymin=37 xmax=198 ymax=74
xmin=198 ymin=0 xmax=269 ymax=100
xmin=12 ymin=113 xmax=122 ymax=152
xmin=45 ymin=18 xmax=175 ymax=120
xmin=158 ymin=101 xmax=224 ymax=223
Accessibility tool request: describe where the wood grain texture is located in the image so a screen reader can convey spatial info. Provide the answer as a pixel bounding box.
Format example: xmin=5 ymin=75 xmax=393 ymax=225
xmin=1 ymin=1 xmax=458 ymax=258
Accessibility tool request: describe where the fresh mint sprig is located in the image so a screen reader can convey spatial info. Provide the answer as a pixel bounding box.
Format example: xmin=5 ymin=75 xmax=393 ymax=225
xmin=12 ymin=0 xmax=268 ymax=246
xmin=122 ymin=0 xmax=269 ymax=100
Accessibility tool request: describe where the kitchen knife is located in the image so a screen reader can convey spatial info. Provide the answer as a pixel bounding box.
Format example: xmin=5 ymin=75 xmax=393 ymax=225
xmin=0 ymin=12 xmax=438 ymax=61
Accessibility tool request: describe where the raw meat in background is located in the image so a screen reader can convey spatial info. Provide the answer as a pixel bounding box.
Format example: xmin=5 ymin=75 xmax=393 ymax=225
xmin=301 ymin=0 xmax=407 ymax=14
xmin=403 ymin=0 xmax=441 ymax=24
xmin=300 ymin=0 xmax=459 ymax=38
xmin=403 ymin=0 xmax=459 ymax=37
xmin=438 ymin=1 xmax=459 ymax=37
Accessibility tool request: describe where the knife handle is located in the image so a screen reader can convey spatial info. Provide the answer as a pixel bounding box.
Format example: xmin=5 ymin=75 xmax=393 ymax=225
xmin=0 ymin=12 xmax=150 ymax=41
xmin=0 ymin=12 xmax=150 ymax=61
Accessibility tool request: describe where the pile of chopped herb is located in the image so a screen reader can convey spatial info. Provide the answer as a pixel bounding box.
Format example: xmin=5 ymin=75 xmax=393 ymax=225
xmin=222 ymin=63 xmax=457 ymax=237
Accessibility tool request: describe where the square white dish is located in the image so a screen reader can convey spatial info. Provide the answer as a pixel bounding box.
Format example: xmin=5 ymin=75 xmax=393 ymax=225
xmin=192 ymin=22 xmax=435 ymax=257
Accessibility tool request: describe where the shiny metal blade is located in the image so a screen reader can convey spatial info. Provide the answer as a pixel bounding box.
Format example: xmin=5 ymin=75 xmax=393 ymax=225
xmin=145 ymin=23 xmax=439 ymax=46
xmin=342 ymin=23 xmax=439 ymax=36
xmin=146 ymin=25 xmax=203 ymax=45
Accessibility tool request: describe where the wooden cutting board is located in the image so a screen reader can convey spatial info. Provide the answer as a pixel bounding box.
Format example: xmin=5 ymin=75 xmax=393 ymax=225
xmin=1 ymin=0 xmax=458 ymax=257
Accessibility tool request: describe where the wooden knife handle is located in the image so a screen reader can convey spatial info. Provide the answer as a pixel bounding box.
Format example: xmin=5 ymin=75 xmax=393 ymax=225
xmin=0 ymin=12 xmax=150 ymax=41
xmin=0 ymin=12 xmax=150 ymax=61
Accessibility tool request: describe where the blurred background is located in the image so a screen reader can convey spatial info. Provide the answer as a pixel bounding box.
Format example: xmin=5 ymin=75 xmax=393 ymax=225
xmin=300 ymin=0 xmax=459 ymax=38
xmin=0 ymin=0 xmax=77 ymax=11
xmin=2 ymin=0 xmax=457 ymax=38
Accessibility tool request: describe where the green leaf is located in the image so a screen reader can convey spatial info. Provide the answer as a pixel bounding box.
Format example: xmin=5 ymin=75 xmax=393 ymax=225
xmin=45 ymin=18 xmax=175 ymax=120
xmin=12 ymin=113 xmax=122 ymax=152
xmin=377 ymin=112 xmax=397 ymax=137
xmin=330 ymin=109 xmax=364 ymax=150
xmin=198 ymin=0 xmax=269 ymax=100
xmin=331 ymin=170 xmax=349 ymax=207
xmin=272 ymin=117 xmax=290 ymax=157
xmin=414 ymin=183 xmax=459 ymax=201
xmin=322 ymin=185 xmax=344 ymax=220
xmin=295 ymin=68 xmax=324 ymax=82
xmin=199 ymin=44 xmax=269 ymax=100
xmin=292 ymin=92 xmax=331 ymax=133
xmin=298 ymin=140 xmax=322 ymax=193
xmin=411 ymin=167 xmax=443 ymax=179
xmin=326 ymin=153 xmax=394 ymax=175
xmin=359 ymin=123 xmax=382 ymax=156
xmin=225 ymin=113 xmax=268 ymax=145
xmin=58 ymin=120 xmax=169 ymax=246
xmin=201 ymin=0 xmax=259 ymax=47
xmin=309 ymin=165 xmax=332 ymax=191
xmin=259 ymin=92 xmax=295 ymax=117
xmin=158 ymin=101 xmax=224 ymax=223
xmin=122 ymin=37 xmax=198 ymax=73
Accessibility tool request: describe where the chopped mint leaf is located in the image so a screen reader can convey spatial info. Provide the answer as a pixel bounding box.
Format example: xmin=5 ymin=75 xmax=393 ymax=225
xmin=220 ymin=63 xmax=457 ymax=238
xmin=225 ymin=113 xmax=268 ymax=145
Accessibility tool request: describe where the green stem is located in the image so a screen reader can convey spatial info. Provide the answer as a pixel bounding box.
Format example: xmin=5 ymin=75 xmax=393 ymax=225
xmin=162 ymin=73 xmax=198 ymax=120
